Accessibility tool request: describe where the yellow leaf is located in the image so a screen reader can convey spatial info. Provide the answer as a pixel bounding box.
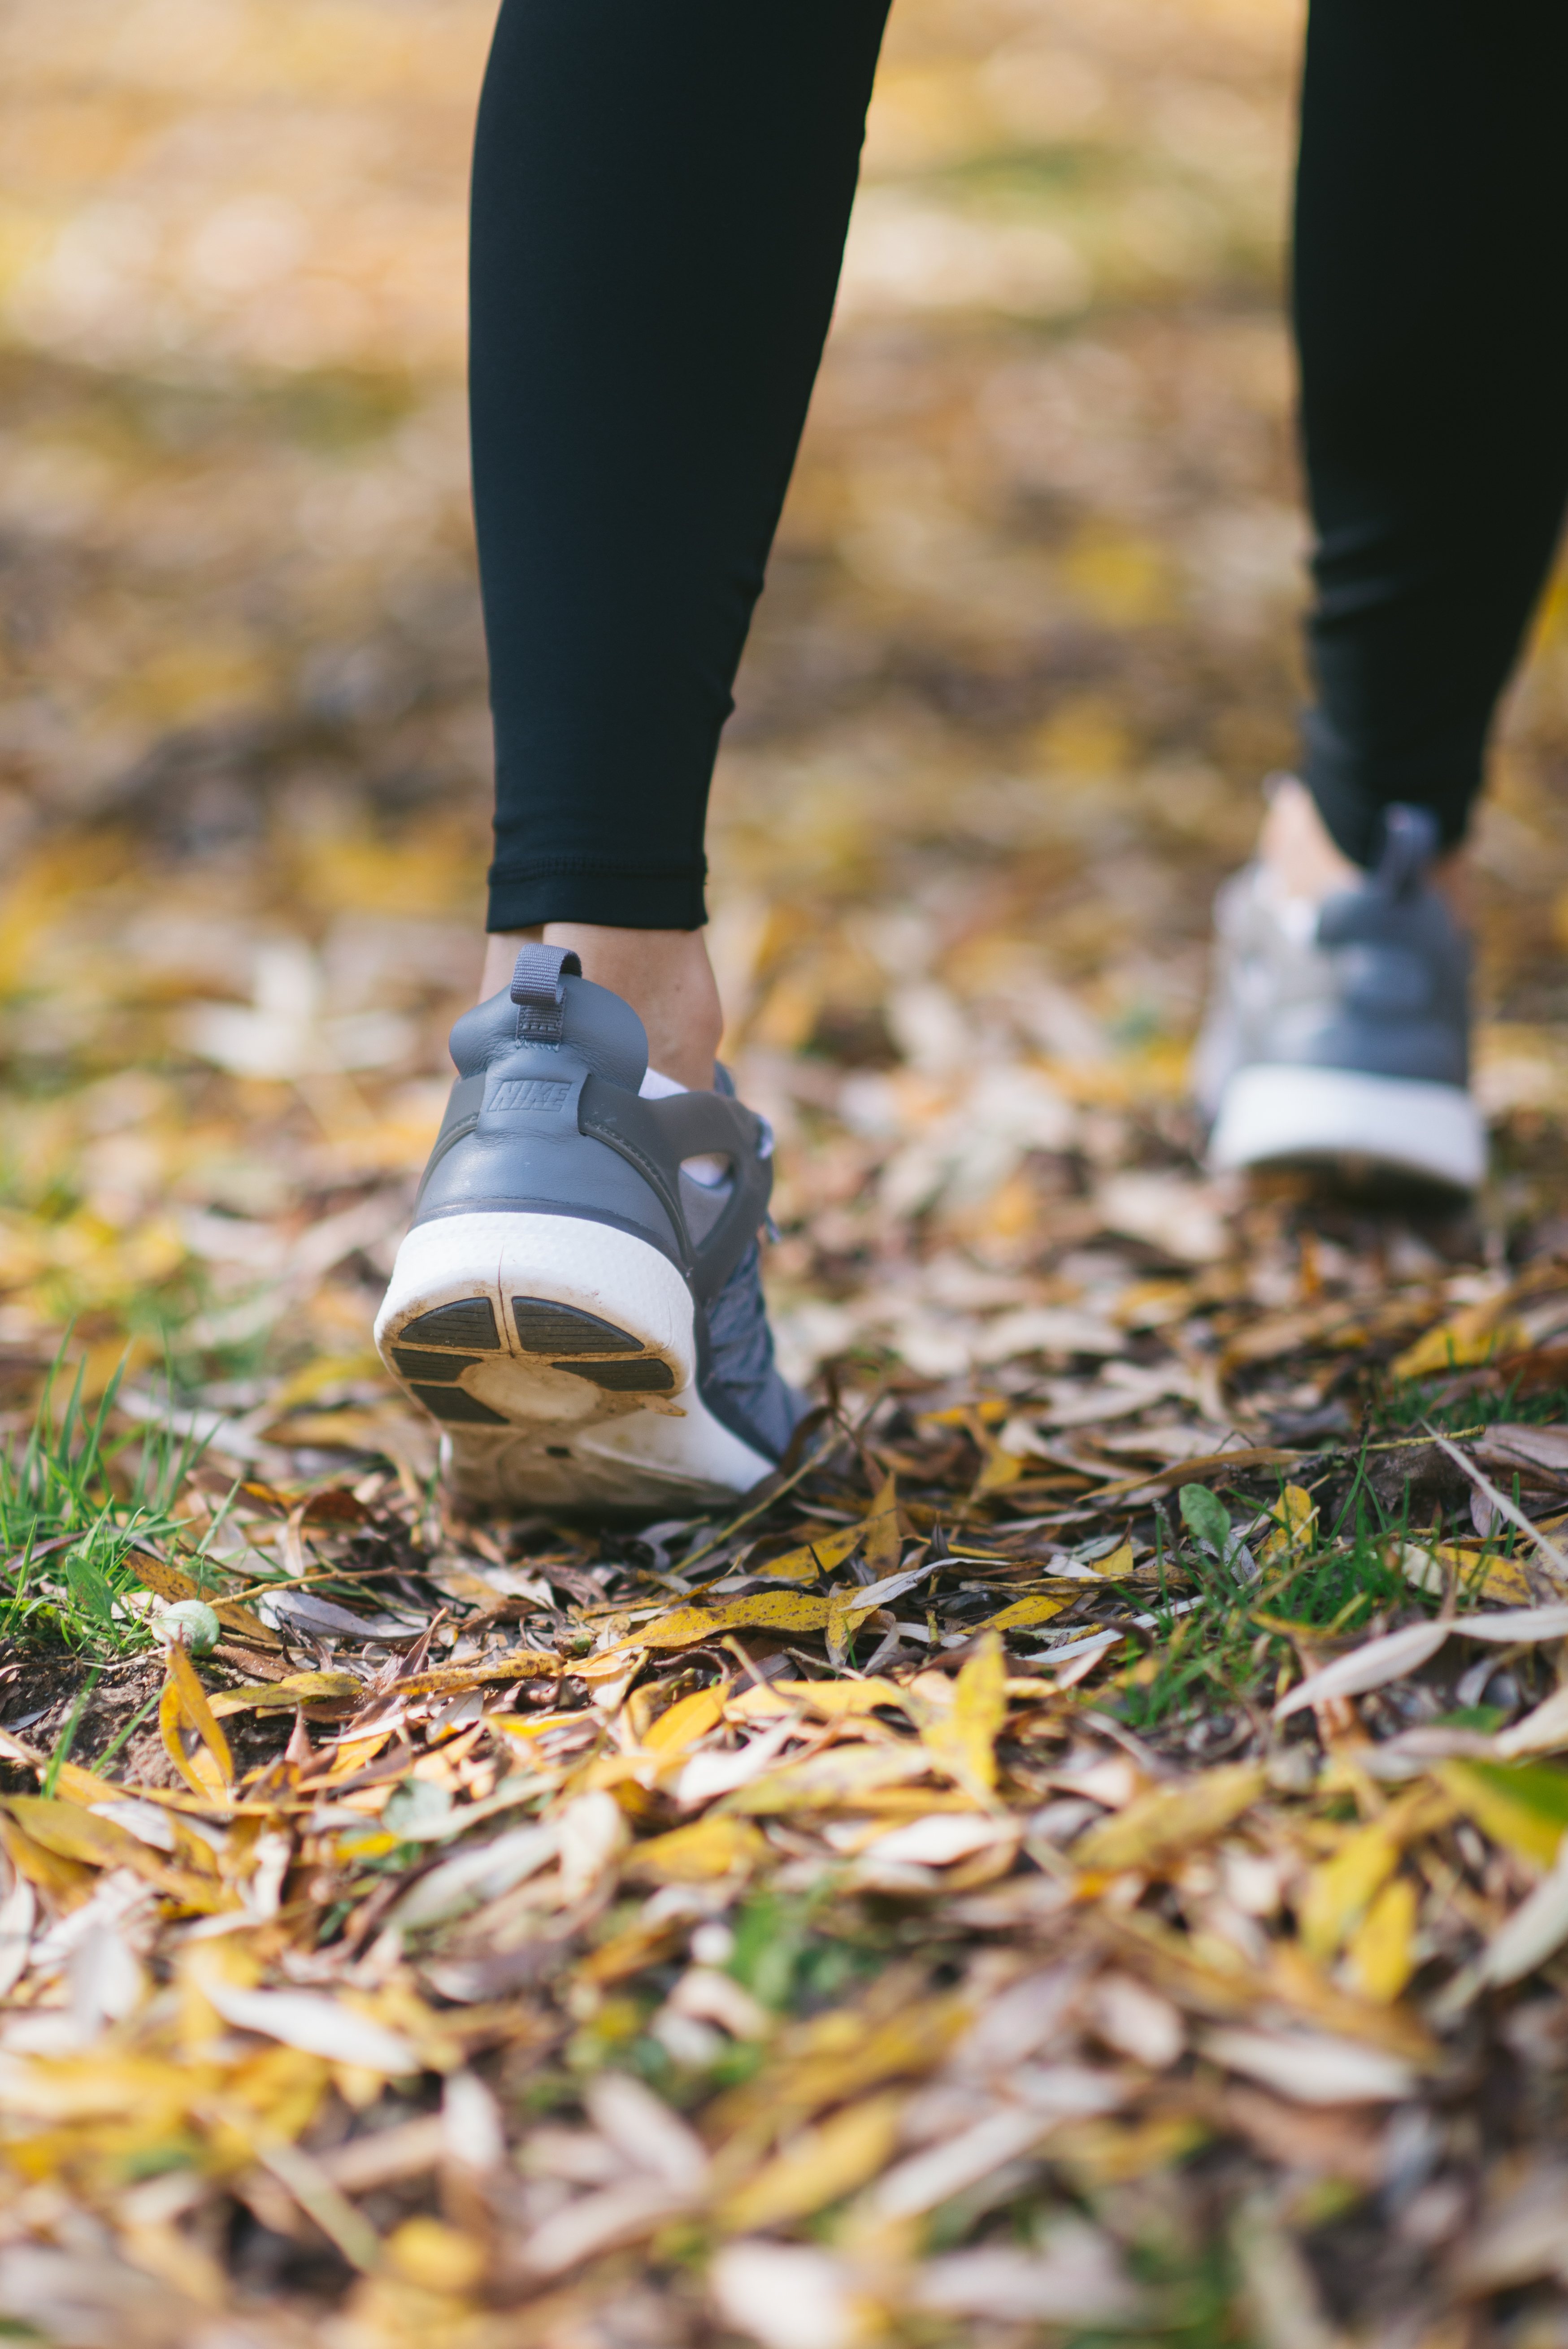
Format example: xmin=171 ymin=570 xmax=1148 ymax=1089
xmin=397 ymin=1653 xmax=565 ymax=1700
xmin=725 ymin=1744 xmax=933 ymax=1816
xmin=643 ymin=1685 xmax=729 ymax=1755
xmin=1074 ymin=1763 xmax=1266 ymax=1878
xmin=975 ymin=1446 xmax=1025 ymax=1493
xmin=0 ymin=1810 xmax=96 ymax=1907
xmin=387 ymin=2216 xmax=485 ymax=2297
xmin=1261 ymin=1485 xmax=1318 ymax=1563
xmin=161 ymin=1679 xmax=219 ymax=1801
xmin=0 ymin=2051 xmax=199 ymax=2125
xmin=617 ymin=1593 xmax=833 ymax=1657
xmin=715 ymin=1998 xmax=969 ymax=2140
xmin=772 ymin=1679 xmax=905 ymax=1719
xmin=863 ymin=1473 xmax=903 ymax=1573
xmin=1392 ymin=1306 xmax=1531 ymax=1382
xmin=1085 ymin=1541 xmax=1136 ymax=1580
xmin=751 ymin=1524 xmax=869 ymax=1585
xmin=718 ymin=2094 xmax=904 ymax=2233
xmin=921 ymin=1398 xmax=1009 ymax=1430
xmin=626 ymin=1816 xmax=769 ymax=1883
xmin=1048 ymin=2112 xmax=1209 ymax=2188
xmin=4 ymin=1796 xmax=230 ymax=1912
xmin=1396 ymin=1543 xmax=1534 ymax=1609
xmin=1437 ymin=1759 xmax=1568 ymax=1871
xmin=1345 ymin=1876 xmax=1418 ymax=2003
xmin=208 ymin=1672 xmax=365 ymax=1717
xmin=161 ymin=1645 xmax=235 ymax=1800
xmin=324 ymin=1730 xmax=395 ymax=1778
xmin=981 ymin=1594 xmax=1067 ymax=1633
xmin=51 ymin=1760 xmax=124 ymax=1806
xmin=918 ymin=1634 xmax=1007 ymax=1803
xmin=1299 ymin=1821 xmax=1401 ymax=1961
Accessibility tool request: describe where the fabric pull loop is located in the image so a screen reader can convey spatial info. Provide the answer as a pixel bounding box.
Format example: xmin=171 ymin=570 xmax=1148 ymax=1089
xmin=510 ymin=943 xmax=583 ymax=1043
xmin=1373 ymin=803 xmax=1438 ymax=902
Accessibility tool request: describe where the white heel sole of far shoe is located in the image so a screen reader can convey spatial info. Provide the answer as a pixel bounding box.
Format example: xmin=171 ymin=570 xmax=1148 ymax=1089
xmin=374 ymin=1211 xmax=775 ymax=1514
xmin=1208 ymin=1064 xmax=1485 ymax=1191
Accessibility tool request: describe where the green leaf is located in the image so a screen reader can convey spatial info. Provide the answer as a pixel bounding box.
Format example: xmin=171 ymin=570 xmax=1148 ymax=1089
xmin=64 ymin=1544 xmax=115 ymax=1623
xmin=1438 ymin=1758 xmax=1568 ymax=1869
xmin=1180 ymin=1484 xmax=1232 ymax=1559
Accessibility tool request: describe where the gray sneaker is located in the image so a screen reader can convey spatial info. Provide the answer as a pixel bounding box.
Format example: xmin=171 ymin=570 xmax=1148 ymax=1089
xmin=1194 ymin=796 xmax=1484 ymax=1191
xmin=375 ymin=944 xmax=802 ymax=1515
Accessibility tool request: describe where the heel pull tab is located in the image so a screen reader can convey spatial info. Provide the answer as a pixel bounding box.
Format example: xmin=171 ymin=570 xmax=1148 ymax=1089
xmin=510 ymin=943 xmax=583 ymax=1043
xmin=1374 ymin=804 xmax=1439 ymax=901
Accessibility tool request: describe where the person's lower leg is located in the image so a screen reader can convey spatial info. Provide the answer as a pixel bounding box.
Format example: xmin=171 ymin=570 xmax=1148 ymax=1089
xmin=1290 ymin=0 xmax=1568 ymax=880
xmin=470 ymin=0 xmax=890 ymax=988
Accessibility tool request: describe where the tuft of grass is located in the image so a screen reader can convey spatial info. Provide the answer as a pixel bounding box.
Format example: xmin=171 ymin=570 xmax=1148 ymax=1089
xmin=0 ymin=1343 xmax=201 ymax=1659
xmin=1114 ymin=1468 xmax=1425 ymax=1735
xmin=1382 ymin=1372 xmax=1568 ymax=1434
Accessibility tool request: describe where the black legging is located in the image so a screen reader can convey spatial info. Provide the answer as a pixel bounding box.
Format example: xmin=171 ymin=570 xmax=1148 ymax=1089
xmin=1296 ymin=1 xmax=1568 ymax=868
xmin=471 ymin=0 xmax=1568 ymax=930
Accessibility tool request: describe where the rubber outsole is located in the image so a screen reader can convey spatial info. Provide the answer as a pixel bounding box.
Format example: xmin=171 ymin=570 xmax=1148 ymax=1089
xmin=374 ymin=1211 xmax=775 ymax=1515
xmin=1208 ymin=1064 xmax=1486 ymax=1193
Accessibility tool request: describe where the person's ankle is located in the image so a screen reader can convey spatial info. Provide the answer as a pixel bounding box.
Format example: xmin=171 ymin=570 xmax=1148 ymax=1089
xmin=1256 ymin=775 xmax=1361 ymax=902
xmin=1256 ymin=776 xmax=1470 ymax=926
xmin=478 ymin=923 xmax=723 ymax=1092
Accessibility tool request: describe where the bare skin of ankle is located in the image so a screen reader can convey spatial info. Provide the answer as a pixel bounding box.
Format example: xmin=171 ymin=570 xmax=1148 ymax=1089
xmin=478 ymin=924 xmax=723 ymax=1092
xmin=1259 ymin=774 xmax=1471 ymax=926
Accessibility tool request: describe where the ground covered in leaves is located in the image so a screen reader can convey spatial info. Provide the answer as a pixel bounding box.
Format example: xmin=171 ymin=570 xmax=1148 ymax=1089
xmin=10 ymin=1 xmax=1568 ymax=2345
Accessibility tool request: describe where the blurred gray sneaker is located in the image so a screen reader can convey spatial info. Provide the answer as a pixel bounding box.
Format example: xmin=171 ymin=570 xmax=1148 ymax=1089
xmin=1194 ymin=796 xmax=1484 ymax=1192
xmin=375 ymin=944 xmax=802 ymax=1515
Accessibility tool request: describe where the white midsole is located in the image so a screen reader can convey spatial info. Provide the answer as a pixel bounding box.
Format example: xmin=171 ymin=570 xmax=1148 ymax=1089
xmin=375 ymin=1211 xmax=774 ymax=1509
xmin=1208 ymin=1064 xmax=1486 ymax=1190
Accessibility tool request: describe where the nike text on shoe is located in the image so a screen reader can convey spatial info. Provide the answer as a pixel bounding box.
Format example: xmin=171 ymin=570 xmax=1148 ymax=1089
xmin=1194 ymin=798 xmax=1485 ymax=1194
xmin=375 ymin=943 xmax=803 ymax=1516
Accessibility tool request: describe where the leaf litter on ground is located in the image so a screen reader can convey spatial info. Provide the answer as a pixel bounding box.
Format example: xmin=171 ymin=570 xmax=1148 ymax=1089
xmin=11 ymin=0 xmax=1568 ymax=2340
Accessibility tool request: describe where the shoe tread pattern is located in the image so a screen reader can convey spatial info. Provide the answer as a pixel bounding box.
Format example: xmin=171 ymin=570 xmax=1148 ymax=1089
xmin=555 ymin=1358 xmax=675 ymax=1393
xmin=400 ymin=1299 xmax=500 ymax=1350
xmin=512 ymin=1297 xmax=638 ymax=1355
xmin=410 ymin=1383 xmax=509 ymax=1425
xmin=391 ymin=1347 xmax=478 ymax=1382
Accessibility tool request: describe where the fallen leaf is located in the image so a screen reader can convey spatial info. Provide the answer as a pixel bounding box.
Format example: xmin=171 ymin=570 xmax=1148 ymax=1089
xmin=203 ymin=1984 xmax=418 ymax=2073
xmin=208 ymin=1671 xmax=365 ymax=1716
xmin=1273 ymin=1623 xmax=1451 ymax=1720
xmin=709 ymin=2242 xmax=864 ymax=2349
xmin=981 ymin=1594 xmax=1067 ymax=1633
xmin=1200 ymin=2028 xmax=1416 ymax=2104
xmin=1437 ymin=1759 xmax=1568 ymax=1870
xmin=723 ymin=1744 xmax=934 ymax=1815
xmin=917 ymin=1634 xmax=1007 ymax=1802
xmin=719 ymin=2093 xmax=904 ymax=2233
xmin=621 ymin=1804 xmax=761 ymax=1879
xmin=1074 ymin=1764 xmax=1265 ymax=1877
xmin=642 ymin=1685 xmax=729 ymax=1754
xmin=158 ymin=1644 xmax=234 ymax=1799
xmin=1344 ymin=1877 xmax=1419 ymax=2002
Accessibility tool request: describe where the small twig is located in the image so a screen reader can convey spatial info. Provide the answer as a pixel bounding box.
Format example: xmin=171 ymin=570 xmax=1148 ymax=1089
xmin=1422 ymin=1423 xmax=1568 ymax=1585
